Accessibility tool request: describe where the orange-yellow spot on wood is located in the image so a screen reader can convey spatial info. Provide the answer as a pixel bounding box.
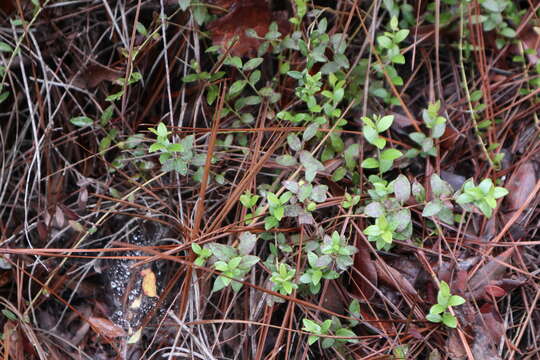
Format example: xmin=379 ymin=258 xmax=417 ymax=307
xmin=140 ymin=268 xmax=157 ymax=297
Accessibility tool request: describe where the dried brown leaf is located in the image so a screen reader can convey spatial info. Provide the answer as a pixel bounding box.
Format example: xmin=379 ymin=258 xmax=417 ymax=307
xmin=88 ymin=317 xmax=125 ymax=338
xmin=207 ymin=1 xmax=290 ymax=57
xmin=468 ymin=248 xmax=514 ymax=300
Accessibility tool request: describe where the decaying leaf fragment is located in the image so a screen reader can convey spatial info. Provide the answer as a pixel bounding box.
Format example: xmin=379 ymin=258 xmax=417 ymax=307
xmin=88 ymin=317 xmax=126 ymax=338
xmin=141 ymin=268 xmax=158 ymax=298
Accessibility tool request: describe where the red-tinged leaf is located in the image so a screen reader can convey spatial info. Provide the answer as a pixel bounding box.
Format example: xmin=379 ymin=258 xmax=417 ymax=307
xmin=375 ymin=261 xmax=422 ymax=303
xmin=61 ymin=205 xmax=79 ymax=221
xmin=517 ymin=26 xmax=540 ymax=65
xmin=468 ymin=248 xmax=514 ymax=300
xmin=503 ymin=161 xmax=537 ymax=223
xmin=485 ymin=284 xmax=506 ymax=297
xmin=351 ymin=246 xmax=377 ymax=300
xmin=88 ymin=317 xmax=125 ymax=338
xmin=37 ymin=221 xmax=48 ymax=242
xmin=320 ymin=281 xmax=346 ymax=314
xmin=207 ymin=1 xmax=290 ymax=57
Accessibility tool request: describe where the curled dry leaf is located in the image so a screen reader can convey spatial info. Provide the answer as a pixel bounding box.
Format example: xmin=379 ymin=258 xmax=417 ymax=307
xmin=141 ymin=268 xmax=158 ymax=298
xmin=88 ymin=317 xmax=126 ymax=338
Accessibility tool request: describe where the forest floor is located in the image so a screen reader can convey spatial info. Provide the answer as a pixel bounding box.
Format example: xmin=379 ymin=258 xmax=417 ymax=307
xmin=0 ymin=0 xmax=539 ymax=359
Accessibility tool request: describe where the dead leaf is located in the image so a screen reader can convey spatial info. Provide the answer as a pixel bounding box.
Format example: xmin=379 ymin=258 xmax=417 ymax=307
xmin=207 ymin=0 xmax=290 ymax=57
xmin=471 ymin=307 xmax=504 ymax=360
xmin=351 ymin=245 xmax=377 ymax=300
xmin=503 ymin=161 xmax=538 ymax=223
xmin=321 ymin=281 xmax=346 ymax=315
xmin=141 ymin=268 xmax=158 ymax=297
xmin=446 ymin=331 xmax=467 ymax=359
xmin=74 ymin=64 xmax=122 ymax=89
xmin=518 ymin=26 xmax=540 ymax=64
xmin=468 ymin=248 xmax=514 ymax=300
xmin=88 ymin=317 xmax=125 ymax=338
xmin=484 ymin=285 xmax=506 ymax=298
xmin=375 ymin=262 xmax=422 ymax=303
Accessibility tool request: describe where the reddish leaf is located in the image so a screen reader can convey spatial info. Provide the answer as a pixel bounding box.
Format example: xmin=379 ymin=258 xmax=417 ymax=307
xmin=351 ymin=245 xmax=377 ymax=300
xmin=503 ymin=161 xmax=537 ymax=224
xmin=37 ymin=221 xmax=48 ymax=242
xmin=88 ymin=317 xmax=125 ymax=338
xmin=468 ymin=248 xmax=514 ymax=300
xmin=485 ymin=284 xmax=506 ymax=298
xmin=207 ymin=0 xmax=290 ymax=57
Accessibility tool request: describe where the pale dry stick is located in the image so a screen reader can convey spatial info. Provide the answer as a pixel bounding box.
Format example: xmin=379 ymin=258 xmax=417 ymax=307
xmin=167 ymin=310 xmax=217 ymax=360
xmin=23 ymin=171 xmax=167 ymax=316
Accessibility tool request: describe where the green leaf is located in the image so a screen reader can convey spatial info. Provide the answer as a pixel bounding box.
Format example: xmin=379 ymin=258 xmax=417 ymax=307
xmin=481 ymin=0 xmax=507 ymax=12
xmin=456 ymin=193 xmax=473 ymax=204
xmin=70 ymin=116 xmax=93 ymax=127
xmin=179 ymin=0 xmax=191 ymax=11
xmin=391 ymin=54 xmax=405 ymax=64
xmin=429 ymin=304 xmax=446 ymax=315
xmin=377 ymin=115 xmax=394 ymax=132
xmin=2 ymin=309 xmax=17 ymax=321
xmin=448 ymin=295 xmax=466 ymax=307
xmin=272 ymin=206 xmax=284 ymax=221
xmin=243 ymin=57 xmax=264 ymax=71
xmin=380 ymin=148 xmax=402 ymax=161
xmin=493 ymin=187 xmax=508 ymax=199
xmin=361 ymin=158 xmax=379 ymax=169
xmin=393 ymin=174 xmax=411 ymax=203
xmin=426 ymin=313 xmax=442 ymax=323
xmin=0 ymin=42 xmax=13 ymax=53
xmin=500 ymin=27 xmax=516 ymax=38
xmin=335 ymin=328 xmax=357 ymax=343
xmin=287 ymin=133 xmax=302 ymax=151
xmin=363 ymin=125 xmax=379 ymax=144
xmin=212 ymin=276 xmax=228 ymax=292
xmin=439 ymin=281 xmax=451 ymax=297
xmin=157 ymin=122 xmax=168 ymax=137
xmin=191 ymin=243 xmax=202 ymax=254
xmin=394 ymin=29 xmax=409 ymax=43
xmin=267 ymin=192 xmax=280 ymax=207
xmin=265 ymin=216 xmax=279 ymax=230
xmin=225 ymin=56 xmax=243 ymax=69
xmin=0 ymin=92 xmax=9 ymax=104
xmin=373 ymin=137 xmax=386 ymax=150
xmin=229 ymin=80 xmax=247 ymax=95
xmin=377 ymin=35 xmax=392 ymax=49
xmin=422 ymin=200 xmax=442 ymax=217
xmin=442 ymin=312 xmax=457 ymax=328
